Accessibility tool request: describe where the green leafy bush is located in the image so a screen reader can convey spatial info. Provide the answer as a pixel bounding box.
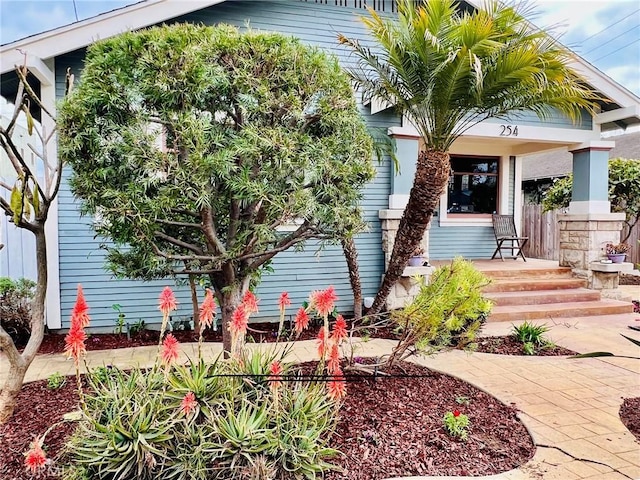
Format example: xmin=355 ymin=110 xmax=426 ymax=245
xmin=47 ymin=372 xmax=66 ymax=390
xmin=67 ymin=350 xmax=340 ymax=480
xmin=387 ymin=258 xmax=493 ymax=366
xmin=0 ymin=277 xmax=36 ymax=345
xmin=512 ymin=321 xmax=551 ymax=355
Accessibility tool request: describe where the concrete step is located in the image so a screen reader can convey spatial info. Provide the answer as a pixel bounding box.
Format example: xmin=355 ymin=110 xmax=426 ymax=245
xmin=487 ymin=300 xmax=633 ymax=322
xmin=483 ymin=278 xmax=587 ymax=293
xmin=482 ymin=267 xmax=574 ymax=280
xmin=486 ymin=288 xmax=601 ymax=306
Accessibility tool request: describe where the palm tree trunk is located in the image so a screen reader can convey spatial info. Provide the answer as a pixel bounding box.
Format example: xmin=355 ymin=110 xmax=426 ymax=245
xmin=341 ymin=237 xmax=362 ymax=321
xmin=368 ymin=148 xmax=450 ymax=315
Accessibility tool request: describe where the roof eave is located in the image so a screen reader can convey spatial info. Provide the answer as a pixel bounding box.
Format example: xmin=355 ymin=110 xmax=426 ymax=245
xmin=1 ymin=0 xmax=228 ymax=75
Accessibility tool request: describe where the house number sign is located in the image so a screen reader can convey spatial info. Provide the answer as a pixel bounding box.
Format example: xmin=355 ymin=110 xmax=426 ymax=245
xmin=499 ymin=125 xmax=519 ymax=136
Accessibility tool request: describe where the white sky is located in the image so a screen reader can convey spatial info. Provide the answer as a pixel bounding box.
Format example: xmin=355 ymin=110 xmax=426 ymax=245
xmin=0 ymin=0 xmax=639 ymax=95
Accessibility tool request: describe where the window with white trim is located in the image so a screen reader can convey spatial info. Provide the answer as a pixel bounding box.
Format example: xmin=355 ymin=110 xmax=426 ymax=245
xmin=447 ymin=155 xmax=499 ymax=215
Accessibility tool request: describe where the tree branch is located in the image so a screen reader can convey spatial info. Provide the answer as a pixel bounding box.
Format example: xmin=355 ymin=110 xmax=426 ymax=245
xmin=243 ymin=226 xmax=316 ymax=269
xmin=200 ymin=207 xmax=226 ymax=255
xmin=153 ymin=231 xmax=205 ymax=255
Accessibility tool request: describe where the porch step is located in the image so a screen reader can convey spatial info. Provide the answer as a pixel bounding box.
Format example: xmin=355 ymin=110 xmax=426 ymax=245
xmin=488 ymin=300 xmax=633 ymax=322
xmin=481 ymin=267 xmax=574 ymax=280
xmin=486 ymin=288 xmax=601 ymax=306
xmin=483 ymin=278 xmax=587 ymax=293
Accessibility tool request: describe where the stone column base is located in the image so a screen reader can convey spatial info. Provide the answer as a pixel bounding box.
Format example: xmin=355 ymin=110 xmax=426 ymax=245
xmin=383 ymin=266 xmax=435 ymax=310
xmin=379 ymin=209 xmax=433 ymax=310
xmin=558 ymin=213 xmax=625 ymax=285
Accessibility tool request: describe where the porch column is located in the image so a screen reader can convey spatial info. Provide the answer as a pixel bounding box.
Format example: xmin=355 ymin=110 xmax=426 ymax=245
xmin=558 ymin=142 xmax=626 ymax=286
xmin=568 ymin=145 xmax=611 ymax=214
xmin=379 ymin=133 xmax=434 ymax=310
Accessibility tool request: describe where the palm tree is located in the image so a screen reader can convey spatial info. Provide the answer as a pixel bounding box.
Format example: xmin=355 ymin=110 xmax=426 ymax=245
xmin=339 ymin=0 xmax=599 ymax=314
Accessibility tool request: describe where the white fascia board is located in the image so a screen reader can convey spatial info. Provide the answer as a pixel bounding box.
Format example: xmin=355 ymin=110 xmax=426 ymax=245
xmin=570 ymin=57 xmax=640 ymax=109
xmin=594 ymin=105 xmax=640 ymax=125
xmin=389 ymin=121 xmax=599 ymax=147
xmin=1 ymin=0 xmax=228 ymax=75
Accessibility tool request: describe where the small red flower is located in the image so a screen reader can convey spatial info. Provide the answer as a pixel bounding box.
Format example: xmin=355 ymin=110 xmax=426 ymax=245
xmin=24 ymin=437 xmax=47 ymax=473
xmin=161 ymin=333 xmax=180 ymax=365
xmin=327 ymin=341 xmax=341 ymax=374
xmin=327 ymin=368 xmax=346 ymax=400
xmin=199 ymin=289 xmax=216 ymax=331
xmin=71 ymin=284 xmax=90 ymax=328
xmin=159 ymin=286 xmax=178 ymax=317
xmin=310 ymin=286 xmax=337 ymax=318
xmin=242 ymin=291 xmax=259 ymax=314
xmin=278 ymin=292 xmax=291 ymax=312
xmin=453 ymin=409 xmax=461 ymax=417
xmin=317 ymin=326 xmax=329 ymax=359
xmin=331 ymin=314 xmax=348 ymax=343
xmin=230 ymin=304 xmax=249 ymax=336
xmin=294 ymin=307 xmax=310 ymax=333
xmin=269 ymin=360 xmax=283 ymax=390
xmin=180 ymin=392 xmax=198 ymax=415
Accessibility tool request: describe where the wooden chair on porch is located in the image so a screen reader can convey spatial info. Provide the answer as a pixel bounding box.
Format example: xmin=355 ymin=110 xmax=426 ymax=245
xmin=491 ymin=215 xmax=528 ymax=261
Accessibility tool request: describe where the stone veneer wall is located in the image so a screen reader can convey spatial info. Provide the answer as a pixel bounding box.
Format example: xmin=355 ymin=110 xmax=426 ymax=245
xmin=379 ymin=210 xmax=434 ymax=310
xmin=558 ymin=213 xmax=625 ymax=285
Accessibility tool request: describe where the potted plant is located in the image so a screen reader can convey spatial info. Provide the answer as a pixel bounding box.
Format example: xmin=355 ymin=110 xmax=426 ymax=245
xmin=408 ymin=247 xmax=425 ymax=267
xmin=605 ymin=242 xmax=630 ymax=263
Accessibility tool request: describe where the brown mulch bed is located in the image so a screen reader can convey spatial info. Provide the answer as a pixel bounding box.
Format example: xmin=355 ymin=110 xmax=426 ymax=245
xmin=620 ymin=397 xmax=640 ymax=442
xmin=33 ymin=320 xmax=399 ymax=355
xmin=473 ymin=336 xmax=577 ymax=356
xmin=0 ymin=361 xmax=535 ymax=480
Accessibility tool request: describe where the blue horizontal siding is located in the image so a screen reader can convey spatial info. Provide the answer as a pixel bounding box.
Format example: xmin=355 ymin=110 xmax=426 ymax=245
xmin=429 ymin=223 xmax=496 ymax=260
xmin=54 ymin=1 xmax=400 ymax=329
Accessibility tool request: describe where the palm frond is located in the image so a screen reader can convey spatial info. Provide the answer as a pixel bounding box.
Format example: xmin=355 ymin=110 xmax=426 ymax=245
xmin=338 ymin=0 xmax=599 ymax=151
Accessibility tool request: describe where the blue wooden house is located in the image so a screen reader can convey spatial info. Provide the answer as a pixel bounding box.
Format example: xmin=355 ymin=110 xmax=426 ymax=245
xmin=1 ymin=0 xmax=639 ymax=331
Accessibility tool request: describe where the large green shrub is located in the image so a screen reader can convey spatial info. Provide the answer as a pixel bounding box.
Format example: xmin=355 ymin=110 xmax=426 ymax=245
xmin=67 ymin=352 xmax=339 ymax=480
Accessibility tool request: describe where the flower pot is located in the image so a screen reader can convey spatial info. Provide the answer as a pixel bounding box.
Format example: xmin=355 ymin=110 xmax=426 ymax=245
xmin=408 ymin=255 xmax=424 ymax=267
xmin=607 ymin=253 xmax=626 ymax=263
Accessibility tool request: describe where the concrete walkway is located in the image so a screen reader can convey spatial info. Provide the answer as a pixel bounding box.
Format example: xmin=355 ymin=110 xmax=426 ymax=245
xmin=2 ymin=313 xmax=639 ymax=480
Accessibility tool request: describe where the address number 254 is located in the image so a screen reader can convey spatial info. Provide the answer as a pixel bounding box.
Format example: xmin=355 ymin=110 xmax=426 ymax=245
xmin=500 ymin=125 xmax=518 ymax=137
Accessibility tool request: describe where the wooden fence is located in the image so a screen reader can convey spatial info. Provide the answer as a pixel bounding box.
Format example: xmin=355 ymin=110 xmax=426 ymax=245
xmin=521 ymin=204 xmax=639 ymax=265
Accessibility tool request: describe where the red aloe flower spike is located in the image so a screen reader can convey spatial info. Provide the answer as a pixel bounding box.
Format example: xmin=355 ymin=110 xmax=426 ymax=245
xmin=71 ymin=284 xmax=90 ymax=328
xmin=310 ymin=286 xmax=337 ymax=318
xmin=180 ymin=392 xmax=198 ymax=416
xmin=278 ymin=292 xmax=291 ymax=312
xmin=453 ymin=409 xmax=461 ymax=417
xmin=198 ymin=289 xmax=216 ymax=332
xmin=327 ymin=341 xmax=341 ymax=374
xmin=331 ymin=314 xmax=348 ymax=343
xmin=161 ymin=333 xmax=180 ymax=365
xmin=24 ymin=436 xmax=47 ymax=473
xmin=64 ymin=323 xmax=87 ymax=364
xmin=294 ymin=307 xmax=310 ymax=333
xmin=327 ymin=368 xmax=346 ymax=400
xmin=317 ymin=326 xmax=329 ymax=359
xmin=159 ymin=286 xmax=178 ymax=317
xmin=269 ymin=360 xmax=283 ymax=390
xmin=242 ymin=290 xmax=259 ymax=314
xmin=230 ymin=304 xmax=249 ymax=336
